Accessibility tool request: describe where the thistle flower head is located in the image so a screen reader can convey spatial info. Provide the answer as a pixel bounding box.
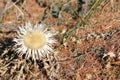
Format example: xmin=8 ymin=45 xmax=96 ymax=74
xmin=13 ymin=22 xmax=56 ymax=61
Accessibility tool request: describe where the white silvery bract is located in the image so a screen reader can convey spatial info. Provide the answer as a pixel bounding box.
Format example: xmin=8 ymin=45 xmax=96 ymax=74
xmin=13 ymin=22 xmax=56 ymax=61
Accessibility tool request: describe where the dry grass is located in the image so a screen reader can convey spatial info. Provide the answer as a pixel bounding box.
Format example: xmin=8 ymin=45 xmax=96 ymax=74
xmin=0 ymin=0 xmax=120 ymax=80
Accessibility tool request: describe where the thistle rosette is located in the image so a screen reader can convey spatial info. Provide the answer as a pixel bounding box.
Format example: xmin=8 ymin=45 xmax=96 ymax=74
xmin=13 ymin=22 xmax=56 ymax=61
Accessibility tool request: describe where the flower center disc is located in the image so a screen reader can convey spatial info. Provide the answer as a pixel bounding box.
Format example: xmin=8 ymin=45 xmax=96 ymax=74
xmin=24 ymin=31 xmax=46 ymax=49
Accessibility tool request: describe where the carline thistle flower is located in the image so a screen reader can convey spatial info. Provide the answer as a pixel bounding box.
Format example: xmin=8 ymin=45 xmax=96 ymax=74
xmin=13 ymin=22 xmax=56 ymax=61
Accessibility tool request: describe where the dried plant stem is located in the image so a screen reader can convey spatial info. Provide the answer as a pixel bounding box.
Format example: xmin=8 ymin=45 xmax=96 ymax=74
xmin=13 ymin=3 xmax=24 ymax=16
xmin=63 ymin=0 xmax=105 ymax=44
